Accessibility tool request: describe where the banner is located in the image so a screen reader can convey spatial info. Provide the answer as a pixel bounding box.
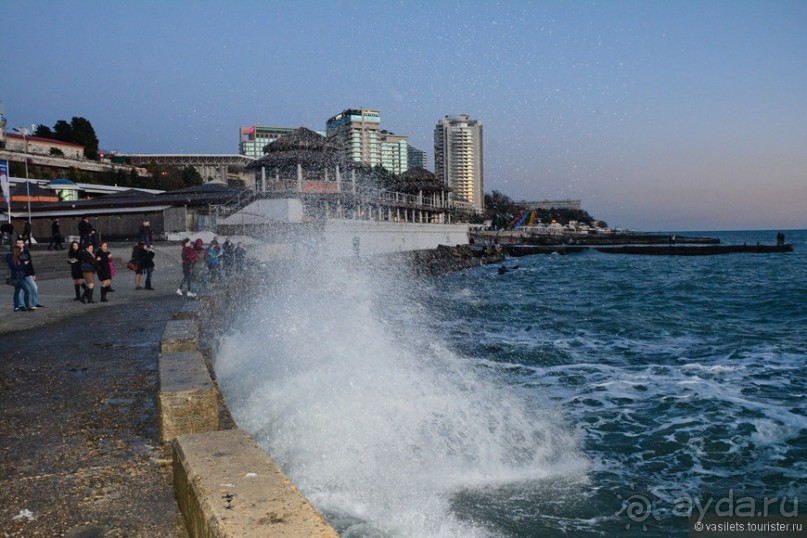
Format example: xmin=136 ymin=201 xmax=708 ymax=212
xmin=0 ymin=160 xmax=9 ymax=204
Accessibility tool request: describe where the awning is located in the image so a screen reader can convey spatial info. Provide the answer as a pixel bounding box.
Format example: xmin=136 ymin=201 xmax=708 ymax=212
xmin=2 ymin=205 xmax=172 ymax=219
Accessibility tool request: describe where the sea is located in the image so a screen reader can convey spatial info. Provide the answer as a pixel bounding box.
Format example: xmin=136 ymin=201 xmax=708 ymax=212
xmin=214 ymin=229 xmax=806 ymax=537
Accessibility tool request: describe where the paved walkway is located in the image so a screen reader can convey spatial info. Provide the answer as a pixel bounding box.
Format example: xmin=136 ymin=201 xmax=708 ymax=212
xmin=1 ymin=244 xmax=190 ymax=537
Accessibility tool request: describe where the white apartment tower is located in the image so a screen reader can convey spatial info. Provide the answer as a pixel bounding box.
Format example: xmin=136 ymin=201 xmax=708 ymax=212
xmin=434 ymin=114 xmax=483 ymax=209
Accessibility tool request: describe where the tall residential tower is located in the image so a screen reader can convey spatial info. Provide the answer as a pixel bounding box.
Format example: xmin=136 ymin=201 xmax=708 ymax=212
xmin=326 ymin=108 xmax=382 ymax=168
xmin=434 ymin=114 xmax=483 ymax=209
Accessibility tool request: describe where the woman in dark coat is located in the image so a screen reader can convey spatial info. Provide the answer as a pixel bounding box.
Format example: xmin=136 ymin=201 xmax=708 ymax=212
xmin=95 ymin=242 xmax=114 ymax=302
xmin=67 ymin=241 xmax=85 ymax=301
xmin=80 ymin=244 xmax=98 ymax=303
xmin=132 ymin=241 xmax=155 ymax=290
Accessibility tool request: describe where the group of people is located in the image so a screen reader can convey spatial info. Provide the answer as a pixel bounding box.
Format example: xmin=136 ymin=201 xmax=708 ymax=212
xmin=67 ymin=240 xmax=116 ymax=304
xmin=5 ymin=238 xmax=45 ymax=311
xmin=176 ymin=237 xmax=246 ymax=297
xmin=7 ymin=230 xmax=248 ymax=310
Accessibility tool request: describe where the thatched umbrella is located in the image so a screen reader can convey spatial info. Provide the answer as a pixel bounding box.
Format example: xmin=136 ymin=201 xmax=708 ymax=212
xmin=246 ymin=127 xmax=347 ymax=176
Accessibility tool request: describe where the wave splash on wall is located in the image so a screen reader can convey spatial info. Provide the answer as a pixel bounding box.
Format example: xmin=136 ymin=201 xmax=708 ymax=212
xmin=215 ymin=251 xmax=586 ymax=537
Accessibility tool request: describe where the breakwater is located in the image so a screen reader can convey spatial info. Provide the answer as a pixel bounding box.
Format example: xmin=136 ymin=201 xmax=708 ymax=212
xmin=500 ymin=243 xmax=794 ymax=257
xmin=472 ymin=230 xmax=720 ymax=246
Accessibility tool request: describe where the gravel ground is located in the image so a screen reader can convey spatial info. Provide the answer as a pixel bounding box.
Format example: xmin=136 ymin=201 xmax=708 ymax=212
xmin=1 ymin=246 xmax=190 ymax=537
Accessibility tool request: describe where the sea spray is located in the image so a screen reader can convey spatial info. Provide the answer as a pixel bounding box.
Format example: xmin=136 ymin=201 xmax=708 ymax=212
xmin=215 ymin=250 xmax=587 ymax=537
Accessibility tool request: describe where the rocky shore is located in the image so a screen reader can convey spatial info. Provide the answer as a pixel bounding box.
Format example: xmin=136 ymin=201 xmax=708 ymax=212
xmin=383 ymin=244 xmax=505 ymax=276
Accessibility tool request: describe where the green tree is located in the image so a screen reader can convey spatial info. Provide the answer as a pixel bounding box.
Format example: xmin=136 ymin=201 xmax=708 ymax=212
xmin=53 ymin=120 xmax=73 ymax=142
xmin=484 ymin=190 xmax=517 ymax=228
xmin=181 ymin=166 xmax=204 ymax=187
xmin=34 ymin=125 xmax=54 ymax=138
xmin=70 ymin=117 xmax=99 ymax=160
xmin=37 ymin=117 xmax=100 ymax=160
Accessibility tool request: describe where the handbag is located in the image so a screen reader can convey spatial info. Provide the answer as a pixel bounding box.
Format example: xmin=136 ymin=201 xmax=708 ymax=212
xmin=126 ymin=260 xmax=139 ymax=271
xmin=5 ymin=277 xmax=18 ymax=287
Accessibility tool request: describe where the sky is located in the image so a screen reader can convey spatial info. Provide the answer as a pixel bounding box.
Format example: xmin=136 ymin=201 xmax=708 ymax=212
xmin=1 ymin=0 xmax=805 ymax=231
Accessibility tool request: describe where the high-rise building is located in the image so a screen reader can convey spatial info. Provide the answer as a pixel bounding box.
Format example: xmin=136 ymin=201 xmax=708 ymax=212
xmin=434 ymin=114 xmax=483 ymax=209
xmin=407 ymin=144 xmax=428 ymax=170
xmin=239 ymin=126 xmax=298 ymax=158
xmin=380 ymin=131 xmax=408 ymax=175
xmin=326 ymin=108 xmax=381 ymax=168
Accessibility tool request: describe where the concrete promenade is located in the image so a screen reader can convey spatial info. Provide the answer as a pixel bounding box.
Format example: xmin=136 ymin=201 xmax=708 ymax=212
xmin=1 ymin=243 xmax=190 ymax=537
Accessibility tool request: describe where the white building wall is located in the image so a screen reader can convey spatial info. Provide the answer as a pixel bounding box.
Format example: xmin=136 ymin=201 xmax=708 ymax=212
xmin=322 ymin=218 xmax=468 ymax=256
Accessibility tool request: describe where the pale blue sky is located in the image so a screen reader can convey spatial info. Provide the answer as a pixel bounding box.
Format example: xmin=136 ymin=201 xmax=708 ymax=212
xmin=2 ymin=0 xmax=805 ymax=230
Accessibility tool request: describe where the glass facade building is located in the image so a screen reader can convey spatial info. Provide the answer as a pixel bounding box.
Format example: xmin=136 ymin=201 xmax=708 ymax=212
xmin=326 ymin=108 xmax=382 ymax=168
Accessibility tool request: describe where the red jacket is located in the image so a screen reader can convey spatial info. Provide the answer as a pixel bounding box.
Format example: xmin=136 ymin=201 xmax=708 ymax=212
xmin=181 ymin=245 xmax=198 ymax=265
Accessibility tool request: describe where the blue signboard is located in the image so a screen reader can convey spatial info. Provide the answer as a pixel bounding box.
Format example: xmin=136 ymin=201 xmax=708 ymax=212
xmin=0 ymin=160 xmax=9 ymax=204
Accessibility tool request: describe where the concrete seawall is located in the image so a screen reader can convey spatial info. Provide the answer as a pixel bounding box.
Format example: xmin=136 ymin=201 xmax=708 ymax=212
xmin=157 ymin=243 xmax=508 ymax=537
xmin=158 ymin=284 xmax=339 ymax=537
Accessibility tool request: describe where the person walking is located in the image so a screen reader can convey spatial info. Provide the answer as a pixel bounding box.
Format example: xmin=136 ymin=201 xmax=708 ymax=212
xmin=67 ymin=240 xmax=86 ymax=301
xmin=17 ymin=238 xmax=44 ymax=308
xmin=95 ymin=242 xmax=114 ymax=302
xmin=176 ymin=238 xmax=197 ymax=297
xmin=79 ymin=244 xmax=97 ymax=303
xmin=48 ymin=218 xmax=64 ymax=250
xmin=6 ymin=244 xmax=34 ymax=311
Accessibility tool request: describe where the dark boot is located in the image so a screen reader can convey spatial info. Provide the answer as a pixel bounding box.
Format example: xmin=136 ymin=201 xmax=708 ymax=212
xmin=80 ymin=288 xmax=88 ymax=303
xmin=100 ymin=287 xmax=108 ymax=302
xmin=86 ymin=288 xmax=95 ymax=304
xmin=74 ymin=284 xmax=82 ymax=300
xmin=107 ymin=286 xmax=116 ymax=293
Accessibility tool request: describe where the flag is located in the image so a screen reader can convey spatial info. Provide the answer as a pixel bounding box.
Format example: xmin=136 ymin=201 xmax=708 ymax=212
xmin=241 ymin=126 xmax=255 ymax=135
xmin=0 ymin=160 xmax=9 ymax=204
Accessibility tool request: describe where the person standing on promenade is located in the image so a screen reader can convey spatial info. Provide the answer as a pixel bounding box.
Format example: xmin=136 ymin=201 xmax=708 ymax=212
xmin=78 ymin=216 xmax=91 ymax=248
xmin=176 ymin=238 xmax=197 ymax=297
xmin=5 ymin=244 xmax=33 ymax=311
xmin=95 ymin=242 xmax=114 ymax=302
xmin=48 ymin=218 xmax=64 ymax=250
xmin=132 ymin=241 xmax=155 ymax=290
xmin=191 ymin=238 xmax=207 ymax=294
xmin=79 ymin=244 xmax=97 ymax=303
xmin=222 ymin=237 xmax=235 ymax=274
xmin=139 ymin=220 xmax=153 ymax=247
xmin=21 ymin=221 xmax=33 ymax=248
xmin=67 ymin=241 xmax=86 ymax=301
xmin=205 ymin=239 xmax=222 ymax=282
xmin=17 ymin=238 xmax=44 ymax=309
xmin=234 ymin=242 xmax=246 ymax=273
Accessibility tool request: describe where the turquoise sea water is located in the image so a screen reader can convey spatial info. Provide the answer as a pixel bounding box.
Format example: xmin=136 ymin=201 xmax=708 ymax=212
xmin=216 ymin=229 xmax=805 ymax=537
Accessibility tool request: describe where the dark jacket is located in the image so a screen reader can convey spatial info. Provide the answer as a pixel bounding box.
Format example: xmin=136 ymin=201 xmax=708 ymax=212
xmin=18 ymin=248 xmax=35 ymax=277
xmin=95 ymin=250 xmax=112 ymax=281
xmin=68 ymin=247 xmax=83 ymax=280
xmin=6 ymin=251 xmax=26 ymax=282
xmin=80 ymin=249 xmax=97 ymax=273
xmin=134 ymin=246 xmax=155 ymax=270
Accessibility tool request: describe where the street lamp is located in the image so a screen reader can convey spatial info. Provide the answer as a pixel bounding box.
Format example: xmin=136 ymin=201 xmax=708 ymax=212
xmin=12 ymin=127 xmax=31 ymax=224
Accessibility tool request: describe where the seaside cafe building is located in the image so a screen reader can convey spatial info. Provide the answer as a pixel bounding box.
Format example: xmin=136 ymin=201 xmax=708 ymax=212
xmin=2 ymin=179 xmax=247 ymax=243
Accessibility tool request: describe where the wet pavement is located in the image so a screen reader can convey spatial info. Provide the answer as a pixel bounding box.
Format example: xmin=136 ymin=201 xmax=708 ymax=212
xmin=1 ymin=246 xmax=190 ymax=537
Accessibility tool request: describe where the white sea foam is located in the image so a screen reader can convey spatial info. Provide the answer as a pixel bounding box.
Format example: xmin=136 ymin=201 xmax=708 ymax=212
xmin=215 ymin=253 xmax=587 ymax=537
